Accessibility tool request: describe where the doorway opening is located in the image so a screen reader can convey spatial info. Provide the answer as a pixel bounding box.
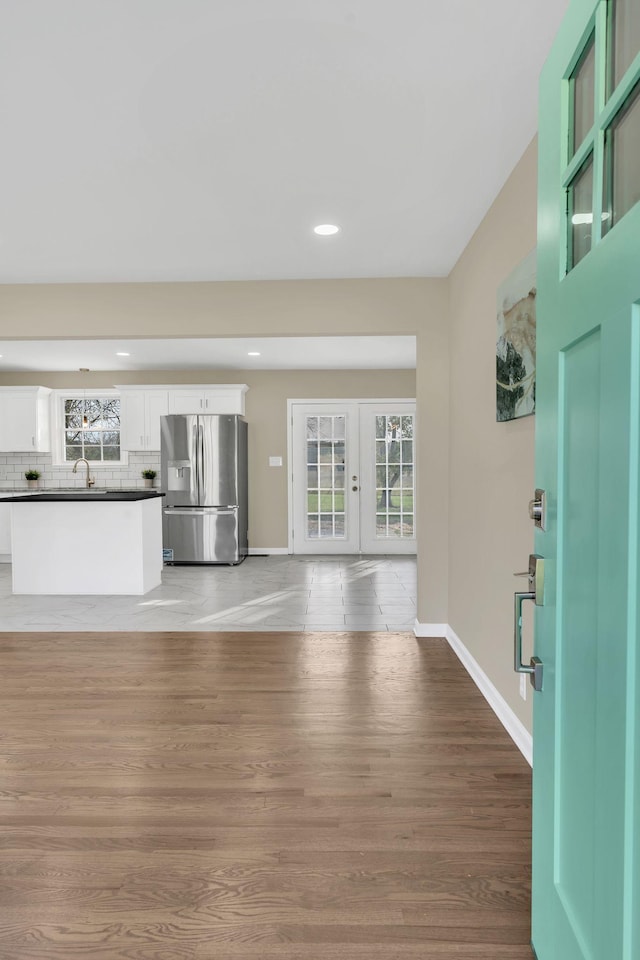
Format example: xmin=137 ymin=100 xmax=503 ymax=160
xmin=288 ymin=400 xmax=416 ymax=555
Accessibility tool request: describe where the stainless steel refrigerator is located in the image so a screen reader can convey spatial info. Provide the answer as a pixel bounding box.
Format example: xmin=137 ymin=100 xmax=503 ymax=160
xmin=161 ymin=414 xmax=248 ymax=564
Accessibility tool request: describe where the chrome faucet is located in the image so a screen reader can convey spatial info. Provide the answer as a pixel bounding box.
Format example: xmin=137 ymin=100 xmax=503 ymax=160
xmin=72 ymin=458 xmax=95 ymax=488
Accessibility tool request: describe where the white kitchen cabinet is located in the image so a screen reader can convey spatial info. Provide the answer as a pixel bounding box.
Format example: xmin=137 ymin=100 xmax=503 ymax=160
xmin=118 ymin=389 xmax=169 ymax=451
xmin=0 ymin=491 xmax=35 ymax=560
xmin=167 ymin=385 xmax=248 ymax=416
xmin=10 ymin=494 xmax=163 ymax=594
xmin=0 ymin=503 xmax=12 ymax=558
xmin=0 ymin=387 xmax=51 ymax=452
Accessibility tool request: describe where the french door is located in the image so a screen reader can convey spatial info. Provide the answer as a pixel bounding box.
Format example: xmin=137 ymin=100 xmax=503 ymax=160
xmin=290 ymin=401 xmax=416 ymax=554
xmin=532 ymin=2 xmax=640 ymax=958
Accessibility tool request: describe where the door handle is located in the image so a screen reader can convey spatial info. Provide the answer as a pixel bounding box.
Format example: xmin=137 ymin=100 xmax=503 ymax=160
xmin=165 ymin=508 xmax=236 ymax=517
xmin=198 ymin=423 xmax=205 ymax=502
xmin=192 ymin=423 xmax=199 ymax=496
xmin=513 ymin=554 xmax=545 ymax=692
xmin=514 ymin=591 xmax=543 ymax=692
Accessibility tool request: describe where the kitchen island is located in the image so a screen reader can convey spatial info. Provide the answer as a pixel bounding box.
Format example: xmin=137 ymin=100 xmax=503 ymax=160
xmin=1 ymin=491 xmax=164 ymax=595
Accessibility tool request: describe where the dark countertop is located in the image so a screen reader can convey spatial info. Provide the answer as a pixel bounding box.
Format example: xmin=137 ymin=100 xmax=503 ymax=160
xmin=0 ymin=491 xmax=165 ymax=503
xmin=0 ymin=486 xmax=144 ymax=494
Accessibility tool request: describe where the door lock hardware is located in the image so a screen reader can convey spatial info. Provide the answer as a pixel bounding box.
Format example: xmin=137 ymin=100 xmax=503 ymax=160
xmin=513 ymin=553 xmax=545 ymax=606
xmin=528 ymin=488 xmax=546 ymax=530
xmin=352 ymin=485 xmax=359 ymax=492
xmin=514 ymin=592 xmax=544 ymax=692
xmin=513 ymin=554 xmax=545 ymax=693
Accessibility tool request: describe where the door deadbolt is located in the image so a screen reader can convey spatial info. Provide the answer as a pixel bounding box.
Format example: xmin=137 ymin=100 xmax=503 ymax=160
xmin=529 ymin=488 xmax=546 ymax=530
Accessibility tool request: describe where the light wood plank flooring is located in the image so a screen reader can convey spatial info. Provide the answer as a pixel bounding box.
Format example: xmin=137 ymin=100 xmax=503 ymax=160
xmin=0 ymin=631 xmax=532 ymax=959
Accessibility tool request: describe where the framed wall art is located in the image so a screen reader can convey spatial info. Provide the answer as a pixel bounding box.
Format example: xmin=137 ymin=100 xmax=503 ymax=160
xmin=496 ymin=249 xmax=536 ymax=422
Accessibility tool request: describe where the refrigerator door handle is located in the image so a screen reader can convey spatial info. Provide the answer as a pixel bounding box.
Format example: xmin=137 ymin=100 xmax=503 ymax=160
xmin=164 ymin=507 xmax=238 ymax=516
xmin=192 ymin=422 xmax=199 ymax=502
xmin=199 ymin=422 xmax=205 ymax=504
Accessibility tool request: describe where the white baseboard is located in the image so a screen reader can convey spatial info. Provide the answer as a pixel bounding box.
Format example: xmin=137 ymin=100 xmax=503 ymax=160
xmin=413 ymin=620 xmax=447 ymax=637
xmin=248 ymin=547 xmax=289 ymax=556
xmin=414 ymin=620 xmax=533 ymax=766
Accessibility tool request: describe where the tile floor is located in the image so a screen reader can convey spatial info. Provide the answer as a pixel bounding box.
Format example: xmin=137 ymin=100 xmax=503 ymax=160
xmin=0 ymin=555 xmax=417 ymax=632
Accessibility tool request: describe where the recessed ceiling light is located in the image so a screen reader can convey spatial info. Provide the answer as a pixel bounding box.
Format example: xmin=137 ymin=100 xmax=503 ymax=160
xmin=313 ymin=224 xmax=340 ymax=236
xmin=247 ymin=351 xmax=261 ymax=356
xmin=116 ymin=351 xmax=130 ymax=357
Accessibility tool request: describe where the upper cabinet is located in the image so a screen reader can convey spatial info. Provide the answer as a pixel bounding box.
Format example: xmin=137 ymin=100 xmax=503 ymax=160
xmin=117 ymin=385 xmax=248 ymax=451
xmin=167 ymin=385 xmax=248 ymax=416
xmin=0 ymin=387 xmax=51 ymax=452
xmin=118 ymin=388 xmax=169 ymax=451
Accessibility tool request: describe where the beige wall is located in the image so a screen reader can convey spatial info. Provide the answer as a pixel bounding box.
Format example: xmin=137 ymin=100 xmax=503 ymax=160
xmin=448 ymin=138 xmax=537 ymax=730
xmin=0 ymin=368 xmax=415 ymax=549
xmin=416 ymin=294 xmax=450 ymax=623
xmin=0 ymin=278 xmax=448 ymax=623
xmin=0 ymin=277 xmax=437 ymax=339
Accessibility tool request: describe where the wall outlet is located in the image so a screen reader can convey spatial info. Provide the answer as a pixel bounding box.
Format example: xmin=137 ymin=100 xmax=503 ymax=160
xmin=519 ymin=672 xmax=528 ymax=701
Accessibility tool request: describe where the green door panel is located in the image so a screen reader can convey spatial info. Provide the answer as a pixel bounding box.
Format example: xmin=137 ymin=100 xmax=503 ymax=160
xmin=533 ymin=1 xmax=640 ymax=959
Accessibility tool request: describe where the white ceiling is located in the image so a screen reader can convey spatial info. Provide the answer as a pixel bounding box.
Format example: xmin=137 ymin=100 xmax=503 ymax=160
xmin=0 ymin=0 xmax=568 ymax=284
xmin=0 ymin=336 xmax=416 ymax=372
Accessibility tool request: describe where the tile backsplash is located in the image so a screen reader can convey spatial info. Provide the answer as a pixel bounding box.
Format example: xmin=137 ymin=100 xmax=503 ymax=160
xmin=0 ymin=450 xmax=161 ymax=490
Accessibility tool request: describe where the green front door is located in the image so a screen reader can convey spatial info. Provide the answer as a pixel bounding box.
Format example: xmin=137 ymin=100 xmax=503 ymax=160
xmin=533 ymin=1 xmax=640 ymax=958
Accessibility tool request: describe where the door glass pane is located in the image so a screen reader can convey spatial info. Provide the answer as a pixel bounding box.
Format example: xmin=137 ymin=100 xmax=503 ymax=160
xmin=373 ymin=414 xmax=415 ymax=540
xmin=568 ymin=156 xmax=594 ymax=269
xmin=571 ymin=36 xmax=595 ymax=155
xmin=609 ymin=0 xmax=640 ymax=94
xmin=602 ymin=82 xmax=640 ymax=237
xmin=306 ymin=415 xmax=346 ymax=540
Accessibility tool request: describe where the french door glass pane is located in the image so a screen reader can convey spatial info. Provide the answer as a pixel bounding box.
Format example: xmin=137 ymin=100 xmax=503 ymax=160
xmin=571 ymin=36 xmax=595 ymax=154
xmin=609 ymin=0 xmax=640 ymax=94
xmin=602 ymin=82 xmax=640 ymax=236
xmin=374 ymin=414 xmax=415 ymax=540
xmin=306 ymin=415 xmax=346 ymax=539
xmin=568 ymin=156 xmax=594 ymax=269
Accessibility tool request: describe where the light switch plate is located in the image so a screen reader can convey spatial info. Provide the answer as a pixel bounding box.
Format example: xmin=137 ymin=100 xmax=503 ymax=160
xmin=269 ymin=456 xmax=283 ymax=467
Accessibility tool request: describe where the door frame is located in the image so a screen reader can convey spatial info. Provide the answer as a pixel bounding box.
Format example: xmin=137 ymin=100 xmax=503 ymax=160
xmin=287 ymin=397 xmax=416 ymax=555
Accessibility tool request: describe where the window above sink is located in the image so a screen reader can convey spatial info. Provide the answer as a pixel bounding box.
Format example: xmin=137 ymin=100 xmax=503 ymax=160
xmin=50 ymin=389 xmax=129 ymax=467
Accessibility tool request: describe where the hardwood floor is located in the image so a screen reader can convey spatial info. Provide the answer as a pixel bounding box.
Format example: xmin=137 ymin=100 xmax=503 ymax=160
xmin=0 ymin=631 xmax=533 ymax=959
